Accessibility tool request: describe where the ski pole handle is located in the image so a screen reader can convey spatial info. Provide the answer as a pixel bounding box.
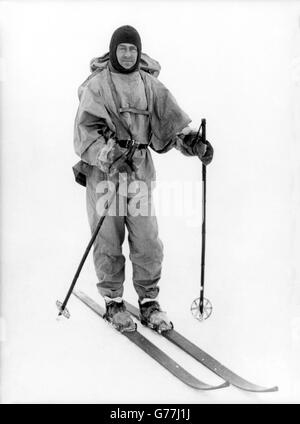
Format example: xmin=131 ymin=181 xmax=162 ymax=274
xmin=201 ymin=119 xmax=206 ymax=142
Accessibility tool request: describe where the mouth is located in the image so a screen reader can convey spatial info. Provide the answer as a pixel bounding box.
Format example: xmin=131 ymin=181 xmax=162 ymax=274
xmin=120 ymin=61 xmax=135 ymax=69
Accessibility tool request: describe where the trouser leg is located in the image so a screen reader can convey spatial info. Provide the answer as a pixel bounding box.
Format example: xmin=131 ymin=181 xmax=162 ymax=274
xmin=125 ymin=193 xmax=164 ymax=301
xmin=86 ymin=169 xmax=126 ymax=299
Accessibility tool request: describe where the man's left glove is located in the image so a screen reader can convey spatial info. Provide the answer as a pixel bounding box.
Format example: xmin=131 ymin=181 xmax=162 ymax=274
xmin=194 ymin=139 xmax=214 ymax=165
xmin=183 ymin=131 xmax=214 ymax=165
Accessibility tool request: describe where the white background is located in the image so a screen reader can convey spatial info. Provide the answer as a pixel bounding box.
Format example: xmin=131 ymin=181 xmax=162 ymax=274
xmin=0 ymin=0 xmax=300 ymax=403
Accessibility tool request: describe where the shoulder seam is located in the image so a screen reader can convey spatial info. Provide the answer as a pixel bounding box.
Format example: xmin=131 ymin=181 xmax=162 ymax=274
xmin=81 ymin=67 xmax=106 ymax=88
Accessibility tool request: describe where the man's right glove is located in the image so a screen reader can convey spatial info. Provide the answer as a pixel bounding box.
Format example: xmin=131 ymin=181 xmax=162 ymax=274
xmin=97 ymin=138 xmax=132 ymax=174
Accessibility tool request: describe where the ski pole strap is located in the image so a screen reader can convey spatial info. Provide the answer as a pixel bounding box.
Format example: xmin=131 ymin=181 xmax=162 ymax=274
xmin=192 ymin=119 xmax=206 ymax=150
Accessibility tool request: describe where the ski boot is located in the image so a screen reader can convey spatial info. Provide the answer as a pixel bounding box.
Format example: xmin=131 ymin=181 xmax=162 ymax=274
xmin=139 ymin=299 xmax=174 ymax=334
xmin=104 ymin=298 xmax=137 ymax=333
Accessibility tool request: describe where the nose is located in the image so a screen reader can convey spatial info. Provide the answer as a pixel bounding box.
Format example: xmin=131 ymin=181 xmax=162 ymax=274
xmin=124 ymin=49 xmax=131 ymax=58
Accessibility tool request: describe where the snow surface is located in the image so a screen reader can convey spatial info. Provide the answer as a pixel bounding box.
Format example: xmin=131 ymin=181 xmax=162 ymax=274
xmin=1 ymin=1 xmax=300 ymax=404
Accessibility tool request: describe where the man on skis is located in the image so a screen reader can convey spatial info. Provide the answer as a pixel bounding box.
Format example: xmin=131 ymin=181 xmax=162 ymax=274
xmin=73 ymin=25 xmax=213 ymax=333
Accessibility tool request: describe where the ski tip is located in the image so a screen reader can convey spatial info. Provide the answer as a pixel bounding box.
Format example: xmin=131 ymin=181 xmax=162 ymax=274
xmin=236 ymin=384 xmax=279 ymax=393
xmin=195 ymin=380 xmax=230 ymax=391
xmin=262 ymin=385 xmax=279 ymax=393
xmin=222 ymin=381 xmax=230 ymax=389
xmin=209 ymin=381 xmax=230 ymax=391
xmin=217 ymin=380 xmax=230 ymax=390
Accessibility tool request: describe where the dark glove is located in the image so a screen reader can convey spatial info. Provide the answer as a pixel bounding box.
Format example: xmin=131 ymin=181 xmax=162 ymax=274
xmin=199 ymin=140 xmax=214 ymax=165
xmin=183 ymin=131 xmax=214 ymax=165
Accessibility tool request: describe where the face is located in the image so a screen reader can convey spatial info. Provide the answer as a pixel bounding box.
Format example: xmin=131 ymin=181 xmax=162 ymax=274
xmin=116 ymin=43 xmax=138 ymax=69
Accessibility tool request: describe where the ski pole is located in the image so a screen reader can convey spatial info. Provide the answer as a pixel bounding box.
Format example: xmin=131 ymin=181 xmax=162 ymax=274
xmin=190 ymin=119 xmax=212 ymax=321
xmin=56 ymin=181 xmax=119 ymax=319
xmin=199 ymin=119 xmax=206 ymax=316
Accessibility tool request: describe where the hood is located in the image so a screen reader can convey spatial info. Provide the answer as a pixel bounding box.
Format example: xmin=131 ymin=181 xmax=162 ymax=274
xmin=89 ymin=52 xmax=161 ymax=77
